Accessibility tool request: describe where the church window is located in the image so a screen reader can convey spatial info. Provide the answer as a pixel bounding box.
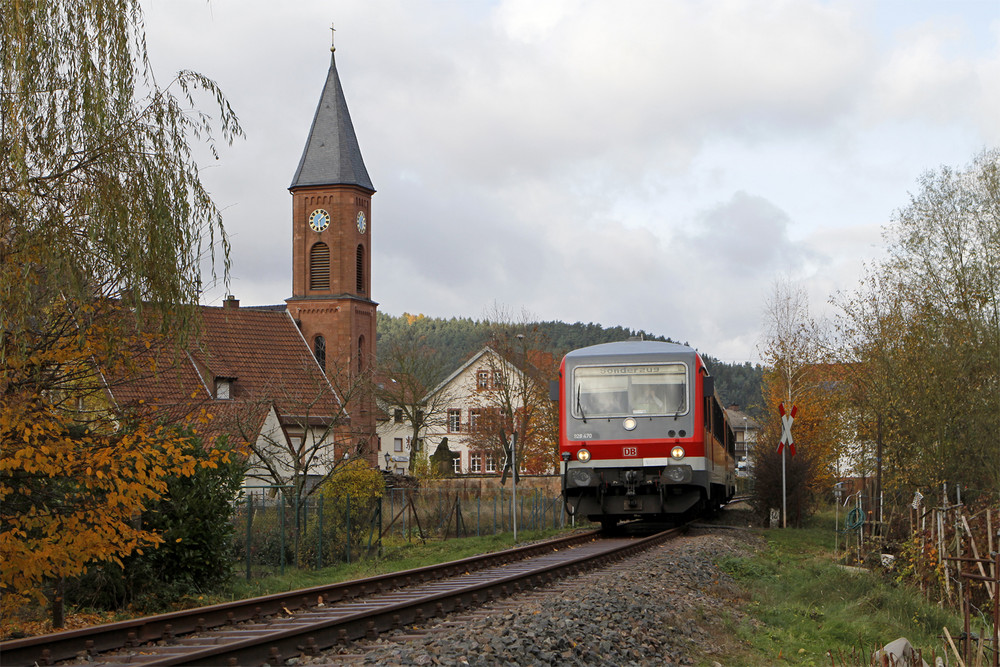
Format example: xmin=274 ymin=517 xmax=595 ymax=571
xmin=314 ymin=335 xmax=326 ymax=369
xmin=356 ymin=244 xmax=365 ymax=293
xmin=310 ymin=242 xmax=330 ymax=290
xmin=357 ymin=335 xmax=366 ymax=373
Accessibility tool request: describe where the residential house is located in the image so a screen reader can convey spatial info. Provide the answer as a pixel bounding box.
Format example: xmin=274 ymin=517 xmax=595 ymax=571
xmin=405 ymin=346 xmax=555 ymax=476
xmin=107 ymin=299 xmax=348 ymax=492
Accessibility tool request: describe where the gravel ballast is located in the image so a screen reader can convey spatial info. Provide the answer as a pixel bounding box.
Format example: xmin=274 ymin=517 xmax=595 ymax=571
xmin=304 ymin=525 xmax=762 ymax=666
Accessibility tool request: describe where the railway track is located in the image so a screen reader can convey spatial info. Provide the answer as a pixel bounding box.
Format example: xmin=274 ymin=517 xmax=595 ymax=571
xmin=1 ymin=525 xmax=686 ymax=666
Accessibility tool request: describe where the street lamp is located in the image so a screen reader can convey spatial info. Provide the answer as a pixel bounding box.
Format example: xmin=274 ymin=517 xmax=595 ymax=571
xmin=743 ymin=416 xmax=748 ymax=472
xmin=384 ymin=452 xmax=392 ymax=472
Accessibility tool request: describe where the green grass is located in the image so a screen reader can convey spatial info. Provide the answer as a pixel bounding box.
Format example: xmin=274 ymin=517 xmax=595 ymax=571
xmin=712 ymin=512 xmax=963 ymax=666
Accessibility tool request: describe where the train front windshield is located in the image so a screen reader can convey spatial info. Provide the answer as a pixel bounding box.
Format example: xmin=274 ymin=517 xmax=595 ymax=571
xmin=572 ymin=363 xmax=688 ymax=418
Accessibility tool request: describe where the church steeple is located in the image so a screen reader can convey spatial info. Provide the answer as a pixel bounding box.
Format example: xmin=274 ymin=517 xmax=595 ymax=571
xmin=286 ymin=33 xmax=377 ymax=467
xmin=289 ymin=48 xmax=374 ymax=193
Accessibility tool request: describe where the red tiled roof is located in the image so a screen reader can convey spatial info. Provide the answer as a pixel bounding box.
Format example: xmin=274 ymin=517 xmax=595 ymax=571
xmin=107 ymin=305 xmax=341 ymax=444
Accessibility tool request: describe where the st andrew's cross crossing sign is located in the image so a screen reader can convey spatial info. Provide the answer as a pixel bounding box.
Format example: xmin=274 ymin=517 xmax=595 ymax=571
xmin=777 ymin=402 xmax=797 ymax=456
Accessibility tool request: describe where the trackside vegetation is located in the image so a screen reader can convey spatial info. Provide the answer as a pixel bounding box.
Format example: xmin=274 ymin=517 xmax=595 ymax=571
xmin=715 ymin=511 xmax=964 ymax=666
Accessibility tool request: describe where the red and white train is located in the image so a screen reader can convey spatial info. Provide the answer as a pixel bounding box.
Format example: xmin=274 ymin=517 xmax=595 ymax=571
xmin=556 ymin=340 xmax=736 ymax=529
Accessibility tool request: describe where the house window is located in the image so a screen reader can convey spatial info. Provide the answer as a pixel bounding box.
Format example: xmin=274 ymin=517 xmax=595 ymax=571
xmin=470 ymin=453 xmax=482 ymax=473
xmin=493 ymin=370 xmax=504 ymax=389
xmin=394 ymin=438 xmax=403 ymax=452
xmin=485 ymin=454 xmax=497 ymax=473
xmin=452 ymin=454 xmax=462 ymax=474
xmin=309 ymin=242 xmax=330 ymax=290
xmin=476 ymin=369 xmax=490 ymax=390
xmin=469 ymin=408 xmax=481 ymax=432
xmin=215 ymin=378 xmax=232 ymax=400
xmin=314 ymin=335 xmax=326 ymax=369
xmin=394 ymin=408 xmax=403 ymax=424
xmin=448 ymin=409 xmax=461 ymax=433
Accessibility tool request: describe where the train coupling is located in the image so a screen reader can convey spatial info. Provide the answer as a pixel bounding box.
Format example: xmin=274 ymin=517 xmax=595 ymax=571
xmin=624 ymin=470 xmax=639 ymax=508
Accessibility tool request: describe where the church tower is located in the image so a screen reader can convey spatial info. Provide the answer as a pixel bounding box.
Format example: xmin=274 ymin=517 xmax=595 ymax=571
xmin=286 ymin=33 xmax=377 ymax=464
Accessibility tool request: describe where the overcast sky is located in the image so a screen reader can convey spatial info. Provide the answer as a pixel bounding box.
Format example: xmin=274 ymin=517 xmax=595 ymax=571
xmin=143 ymin=0 xmax=1000 ymax=362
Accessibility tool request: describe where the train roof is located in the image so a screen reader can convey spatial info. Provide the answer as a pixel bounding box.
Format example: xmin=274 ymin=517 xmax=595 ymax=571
xmin=563 ymin=340 xmax=697 ymax=361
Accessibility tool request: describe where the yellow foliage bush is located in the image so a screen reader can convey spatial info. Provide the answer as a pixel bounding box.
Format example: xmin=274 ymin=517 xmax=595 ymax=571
xmin=318 ymin=459 xmax=384 ymax=500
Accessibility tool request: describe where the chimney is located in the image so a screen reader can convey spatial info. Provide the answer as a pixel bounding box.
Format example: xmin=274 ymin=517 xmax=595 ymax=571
xmin=223 ymin=294 xmax=239 ymax=309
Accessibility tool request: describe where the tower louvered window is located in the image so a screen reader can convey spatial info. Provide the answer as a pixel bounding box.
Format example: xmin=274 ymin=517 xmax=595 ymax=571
xmin=356 ymin=244 xmax=365 ymax=293
xmin=310 ymin=242 xmax=330 ymax=290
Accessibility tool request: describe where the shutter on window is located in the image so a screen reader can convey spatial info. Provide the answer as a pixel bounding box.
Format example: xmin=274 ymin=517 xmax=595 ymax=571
xmin=310 ymin=243 xmax=330 ymax=289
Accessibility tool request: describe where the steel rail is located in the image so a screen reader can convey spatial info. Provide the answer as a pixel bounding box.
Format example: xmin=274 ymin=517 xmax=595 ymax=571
xmin=0 ymin=529 xmax=604 ymax=667
xmin=126 ymin=525 xmax=684 ymax=666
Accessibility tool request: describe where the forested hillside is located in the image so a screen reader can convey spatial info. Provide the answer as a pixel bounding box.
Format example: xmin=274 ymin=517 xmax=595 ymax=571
xmin=376 ymin=312 xmax=764 ymax=417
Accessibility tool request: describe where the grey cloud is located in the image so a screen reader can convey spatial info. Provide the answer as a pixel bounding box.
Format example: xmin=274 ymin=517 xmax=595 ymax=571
xmin=678 ymin=191 xmax=821 ymax=274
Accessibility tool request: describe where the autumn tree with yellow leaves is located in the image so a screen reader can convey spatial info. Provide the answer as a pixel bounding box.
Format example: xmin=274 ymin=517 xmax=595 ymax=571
xmin=1 ymin=0 xmax=241 ymax=621
xmin=752 ymin=281 xmax=850 ymax=526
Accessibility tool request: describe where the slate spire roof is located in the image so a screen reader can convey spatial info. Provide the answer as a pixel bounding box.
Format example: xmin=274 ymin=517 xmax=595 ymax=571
xmin=290 ymin=48 xmax=374 ymax=192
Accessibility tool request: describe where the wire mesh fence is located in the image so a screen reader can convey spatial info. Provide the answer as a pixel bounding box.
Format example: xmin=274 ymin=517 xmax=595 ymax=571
xmin=231 ymin=487 xmax=567 ymax=579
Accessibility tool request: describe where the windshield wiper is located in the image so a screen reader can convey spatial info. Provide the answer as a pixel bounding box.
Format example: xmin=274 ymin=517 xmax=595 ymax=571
xmin=576 ymin=385 xmax=587 ymax=423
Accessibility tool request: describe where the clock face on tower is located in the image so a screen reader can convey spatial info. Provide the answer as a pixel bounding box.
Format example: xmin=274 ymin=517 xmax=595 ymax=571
xmin=356 ymin=211 xmax=367 ymax=234
xmin=308 ymin=209 xmax=330 ymax=232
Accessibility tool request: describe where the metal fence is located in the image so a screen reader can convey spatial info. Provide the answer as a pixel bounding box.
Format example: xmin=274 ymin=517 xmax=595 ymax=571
xmin=231 ymin=487 xmax=567 ymax=579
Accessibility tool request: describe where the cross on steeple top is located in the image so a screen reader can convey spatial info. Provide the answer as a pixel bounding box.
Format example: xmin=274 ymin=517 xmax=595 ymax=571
xmin=330 ymin=23 xmax=336 ymax=52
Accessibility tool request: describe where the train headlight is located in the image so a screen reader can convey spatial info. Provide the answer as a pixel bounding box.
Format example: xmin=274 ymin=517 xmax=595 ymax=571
xmin=576 ymin=448 xmax=591 ymax=463
xmin=670 ymin=446 xmax=685 ymax=460
xmin=622 ymin=417 xmax=637 ymax=431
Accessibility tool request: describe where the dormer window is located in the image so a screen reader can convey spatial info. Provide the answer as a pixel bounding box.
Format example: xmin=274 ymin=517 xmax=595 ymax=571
xmin=215 ymin=376 xmax=235 ymax=400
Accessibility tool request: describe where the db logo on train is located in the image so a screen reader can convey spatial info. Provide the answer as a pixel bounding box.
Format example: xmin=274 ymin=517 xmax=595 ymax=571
xmin=622 ymin=447 xmax=638 ymax=457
